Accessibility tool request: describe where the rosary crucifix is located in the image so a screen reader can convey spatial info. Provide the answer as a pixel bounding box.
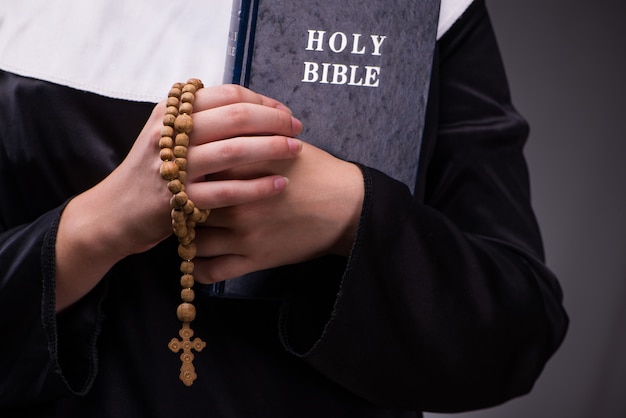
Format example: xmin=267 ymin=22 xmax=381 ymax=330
xmin=168 ymin=322 xmax=207 ymax=386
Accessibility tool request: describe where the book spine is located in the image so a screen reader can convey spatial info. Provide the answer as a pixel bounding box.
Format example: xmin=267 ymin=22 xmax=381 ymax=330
xmin=215 ymin=0 xmax=258 ymax=299
xmin=223 ymin=0 xmax=255 ymax=85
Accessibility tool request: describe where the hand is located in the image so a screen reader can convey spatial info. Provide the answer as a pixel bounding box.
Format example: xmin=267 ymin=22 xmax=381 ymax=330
xmin=55 ymin=85 xmax=303 ymax=310
xmin=191 ymin=142 xmax=365 ymax=284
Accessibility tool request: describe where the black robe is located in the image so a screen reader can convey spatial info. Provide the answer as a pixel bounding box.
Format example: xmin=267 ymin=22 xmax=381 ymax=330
xmin=0 ymin=1 xmax=568 ymax=416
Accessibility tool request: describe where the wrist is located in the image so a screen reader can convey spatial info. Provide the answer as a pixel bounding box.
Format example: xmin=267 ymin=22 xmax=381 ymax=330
xmin=54 ymin=187 xmax=140 ymax=311
xmin=330 ymin=162 xmax=364 ymax=256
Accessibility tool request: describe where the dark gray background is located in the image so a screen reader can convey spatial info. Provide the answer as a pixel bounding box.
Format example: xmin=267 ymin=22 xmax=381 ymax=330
xmin=427 ymin=0 xmax=626 ymax=417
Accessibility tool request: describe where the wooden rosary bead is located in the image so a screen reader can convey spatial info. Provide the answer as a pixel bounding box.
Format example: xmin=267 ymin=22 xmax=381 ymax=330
xmin=168 ymin=179 xmax=183 ymax=194
xmin=175 ymin=133 xmax=190 ymax=147
xmin=163 ymin=113 xmax=176 ymax=128
xmin=187 ymin=78 xmax=203 ymax=90
xmin=180 ymin=261 xmax=194 ymax=274
xmin=174 ymin=146 xmax=188 ymax=158
xmin=196 ymin=209 xmax=210 ymax=224
xmin=171 ymin=198 xmax=185 ymax=211
xmin=161 ymin=125 xmax=175 ymax=138
xmin=174 ymin=114 xmax=193 ymax=133
xmin=181 ymin=91 xmax=195 ymax=104
xmin=160 ymin=148 xmax=174 ymax=162
xmin=181 ymin=288 xmax=195 ymax=303
xmin=175 ymin=157 xmax=187 ymax=171
xmin=188 ymin=207 xmax=201 ymax=222
xmin=182 ymin=83 xmax=198 ymax=94
xmin=169 ymin=86 xmax=182 ymax=98
xmin=179 ymin=233 xmax=193 ymax=246
xmin=178 ymin=243 xmax=197 ymax=260
xmin=172 ymin=220 xmax=188 ymax=238
xmin=180 ymin=274 xmax=195 ymax=288
xmin=166 ymin=96 xmax=179 ymax=108
xmin=172 ymin=191 xmax=188 ymax=206
xmin=174 ymin=229 xmax=188 ymax=240
xmin=177 ymin=303 xmax=196 ymax=322
xmin=171 ymin=209 xmax=186 ymax=223
xmin=182 ymin=227 xmax=196 ymax=243
xmin=179 ymin=102 xmax=194 ymax=115
xmin=183 ymin=200 xmax=195 ymax=215
xmin=159 ymin=136 xmax=174 ymax=149
xmin=172 ymin=215 xmax=185 ymax=227
xmin=160 ymin=161 xmax=179 ymax=180
xmin=166 ymin=105 xmax=179 ymax=116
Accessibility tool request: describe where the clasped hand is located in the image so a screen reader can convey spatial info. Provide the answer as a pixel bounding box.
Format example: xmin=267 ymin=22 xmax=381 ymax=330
xmin=56 ymin=85 xmax=364 ymax=309
xmin=137 ymin=85 xmax=363 ymax=284
xmin=185 ymin=85 xmax=365 ymax=284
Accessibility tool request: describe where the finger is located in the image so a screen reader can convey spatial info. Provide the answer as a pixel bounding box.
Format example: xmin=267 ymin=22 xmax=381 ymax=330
xmin=190 ymin=103 xmax=303 ymax=145
xmin=194 ymin=84 xmax=292 ymax=114
xmin=152 ymin=84 xmax=293 ymax=133
xmin=186 ymin=175 xmax=289 ymax=209
xmin=193 ymin=255 xmax=256 ymax=284
xmin=193 ymin=227 xmax=238 ymax=258
xmin=186 ymin=136 xmax=301 ymax=178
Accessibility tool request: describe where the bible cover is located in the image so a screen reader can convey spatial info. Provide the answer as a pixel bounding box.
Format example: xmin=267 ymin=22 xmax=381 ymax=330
xmin=225 ymin=0 xmax=440 ymax=189
xmin=209 ymin=0 xmax=440 ymax=299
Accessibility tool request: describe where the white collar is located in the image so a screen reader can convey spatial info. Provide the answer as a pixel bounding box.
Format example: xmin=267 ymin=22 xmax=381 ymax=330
xmin=0 ymin=0 xmax=473 ymax=102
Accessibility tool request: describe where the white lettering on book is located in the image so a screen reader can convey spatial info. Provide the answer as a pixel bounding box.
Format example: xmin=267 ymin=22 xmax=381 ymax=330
xmin=227 ymin=30 xmax=238 ymax=57
xmin=302 ymin=30 xmax=387 ymax=87
xmin=302 ymin=62 xmax=381 ymax=87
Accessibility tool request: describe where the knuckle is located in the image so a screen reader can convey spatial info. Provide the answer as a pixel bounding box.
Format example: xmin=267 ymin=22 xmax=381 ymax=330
xmin=152 ymin=100 xmax=167 ymax=116
xmin=216 ymin=141 xmax=240 ymax=161
xmin=214 ymin=185 xmax=238 ymax=203
xmin=219 ymin=84 xmax=246 ymax=103
xmin=148 ymin=101 xmax=167 ymax=127
xmin=225 ymin=103 xmax=252 ymax=125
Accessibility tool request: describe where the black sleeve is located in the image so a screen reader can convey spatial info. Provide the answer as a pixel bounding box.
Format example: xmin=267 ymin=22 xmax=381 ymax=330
xmin=0 ymin=71 xmax=128 ymax=408
xmin=0 ymin=204 xmax=106 ymax=408
xmin=279 ymin=0 xmax=568 ymax=412
xmin=0 ymin=64 xmax=154 ymax=409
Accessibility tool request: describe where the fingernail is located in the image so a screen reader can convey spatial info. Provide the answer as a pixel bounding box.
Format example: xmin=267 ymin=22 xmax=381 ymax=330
xmin=287 ymin=138 xmax=302 ymax=155
xmin=291 ymin=116 xmax=303 ymax=135
xmin=274 ymin=176 xmax=289 ymax=190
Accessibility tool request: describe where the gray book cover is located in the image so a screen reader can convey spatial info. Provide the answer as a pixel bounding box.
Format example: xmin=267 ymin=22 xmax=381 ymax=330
xmin=213 ymin=0 xmax=440 ymax=299
xmin=227 ymin=0 xmax=440 ymax=190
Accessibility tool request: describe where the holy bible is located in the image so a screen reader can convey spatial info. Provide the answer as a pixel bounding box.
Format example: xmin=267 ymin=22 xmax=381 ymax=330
xmin=224 ymin=0 xmax=440 ymax=189
xmin=209 ymin=0 xmax=441 ymax=298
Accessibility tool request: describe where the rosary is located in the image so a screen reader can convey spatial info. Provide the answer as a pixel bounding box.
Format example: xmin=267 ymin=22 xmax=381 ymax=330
xmin=159 ymin=79 xmax=209 ymax=386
